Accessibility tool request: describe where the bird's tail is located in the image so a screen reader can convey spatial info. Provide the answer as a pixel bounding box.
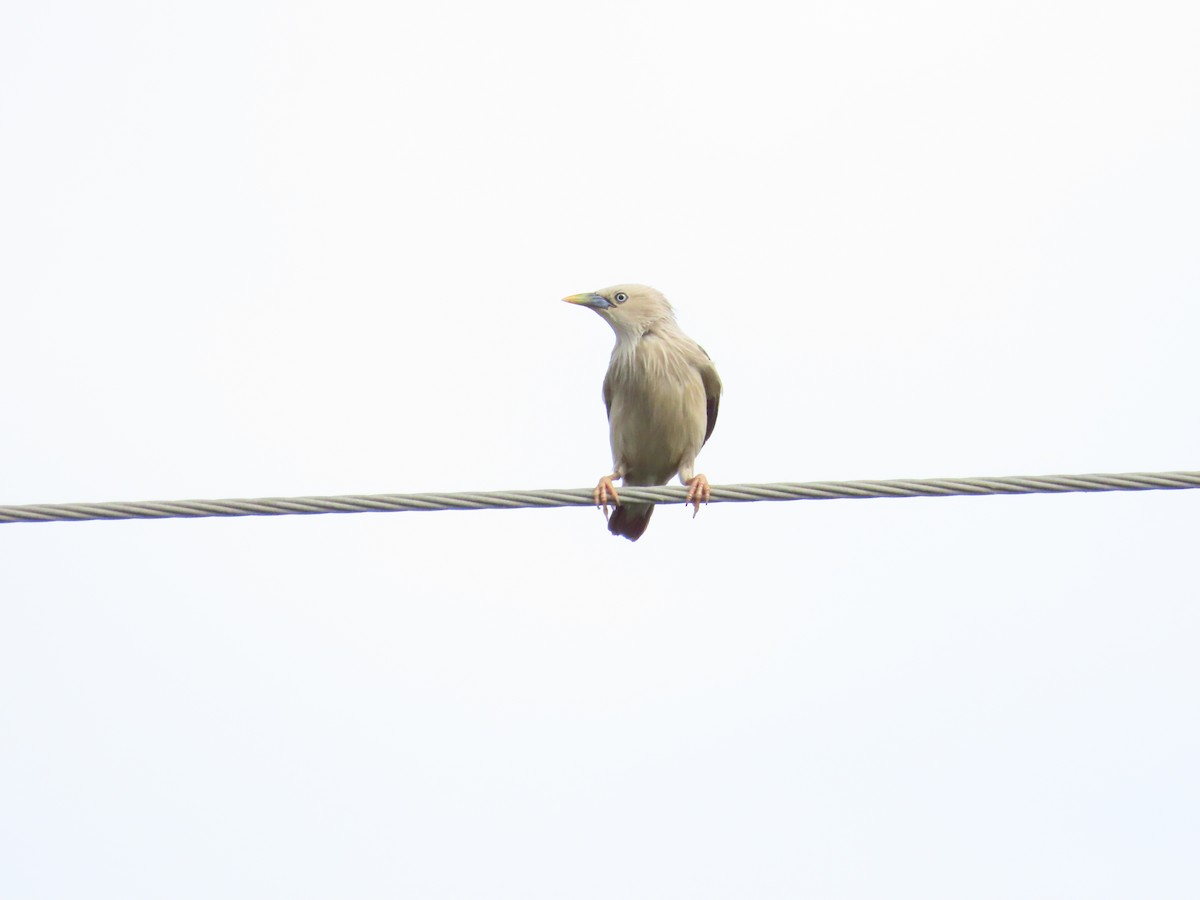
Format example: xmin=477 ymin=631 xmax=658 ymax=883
xmin=608 ymin=502 xmax=654 ymax=541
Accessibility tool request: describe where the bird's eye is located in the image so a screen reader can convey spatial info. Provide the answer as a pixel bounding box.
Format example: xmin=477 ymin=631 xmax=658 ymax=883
xmin=614 ymin=292 xmax=628 ymax=303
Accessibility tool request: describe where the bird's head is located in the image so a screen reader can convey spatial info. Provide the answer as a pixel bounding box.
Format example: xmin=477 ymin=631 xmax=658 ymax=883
xmin=562 ymin=284 xmax=675 ymax=338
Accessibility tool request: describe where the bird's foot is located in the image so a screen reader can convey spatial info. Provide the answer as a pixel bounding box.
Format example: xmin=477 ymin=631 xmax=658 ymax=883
xmin=594 ymin=475 xmax=621 ymax=518
xmin=684 ymin=474 xmax=711 ymax=518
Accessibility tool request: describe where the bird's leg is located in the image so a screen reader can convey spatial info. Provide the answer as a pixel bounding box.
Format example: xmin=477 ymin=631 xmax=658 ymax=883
xmin=684 ymin=473 xmax=711 ymax=518
xmin=593 ymin=473 xmax=622 ymax=518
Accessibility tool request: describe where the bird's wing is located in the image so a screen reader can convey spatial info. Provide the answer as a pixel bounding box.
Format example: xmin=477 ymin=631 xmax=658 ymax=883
xmin=602 ymin=367 xmax=615 ymax=420
xmin=696 ymin=345 xmax=722 ymax=445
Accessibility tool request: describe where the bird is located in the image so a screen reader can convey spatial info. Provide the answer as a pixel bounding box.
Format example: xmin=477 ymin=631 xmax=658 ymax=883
xmin=563 ymin=284 xmax=722 ymax=541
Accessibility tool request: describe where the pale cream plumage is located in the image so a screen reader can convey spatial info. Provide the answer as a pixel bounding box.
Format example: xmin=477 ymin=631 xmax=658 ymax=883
xmin=563 ymin=284 xmax=722 ymax=541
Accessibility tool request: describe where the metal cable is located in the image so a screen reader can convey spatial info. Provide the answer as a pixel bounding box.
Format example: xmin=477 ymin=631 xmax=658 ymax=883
xmin=2 ymin=471 xmax=1198 ymax=525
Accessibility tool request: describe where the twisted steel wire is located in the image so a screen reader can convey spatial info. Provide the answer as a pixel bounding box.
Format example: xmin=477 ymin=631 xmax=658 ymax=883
xmin=1 ymin=471 xmax=1198 ymax=525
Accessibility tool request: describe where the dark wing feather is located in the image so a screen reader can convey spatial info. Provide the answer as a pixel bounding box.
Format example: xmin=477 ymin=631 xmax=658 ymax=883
xmin=697 ymin=345 xmax=721 ymax=446
xmin=704 ymin=394 xmax=719 ymax=445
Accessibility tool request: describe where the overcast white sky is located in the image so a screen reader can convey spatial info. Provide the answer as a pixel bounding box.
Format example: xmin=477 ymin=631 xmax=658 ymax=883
xmin=3 ymin=1 xmax=1199 ymax=897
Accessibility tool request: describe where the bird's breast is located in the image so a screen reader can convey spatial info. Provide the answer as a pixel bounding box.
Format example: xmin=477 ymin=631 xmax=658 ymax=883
xmin=607 ymin=337 xmax=707 ymax=484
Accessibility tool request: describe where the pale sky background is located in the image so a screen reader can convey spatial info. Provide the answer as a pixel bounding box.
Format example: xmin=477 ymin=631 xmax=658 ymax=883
xmin=3 ymin=1 xmax=1199 ymax=897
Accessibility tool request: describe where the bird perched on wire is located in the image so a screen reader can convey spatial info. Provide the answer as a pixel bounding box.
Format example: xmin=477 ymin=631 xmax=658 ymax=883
xmin=563 ymin=284 xmax=722 ymax=541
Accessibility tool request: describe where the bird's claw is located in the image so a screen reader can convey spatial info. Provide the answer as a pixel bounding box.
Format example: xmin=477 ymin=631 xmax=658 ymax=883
xmin=594 ymin=475 xmax=621 ymax=519
xmin=685 ymin=474 xmax=711 ymax=518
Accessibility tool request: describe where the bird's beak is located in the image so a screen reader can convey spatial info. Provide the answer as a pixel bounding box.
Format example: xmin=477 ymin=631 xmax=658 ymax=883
xmin=562 ymin=292 xmax=613 ymax=310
